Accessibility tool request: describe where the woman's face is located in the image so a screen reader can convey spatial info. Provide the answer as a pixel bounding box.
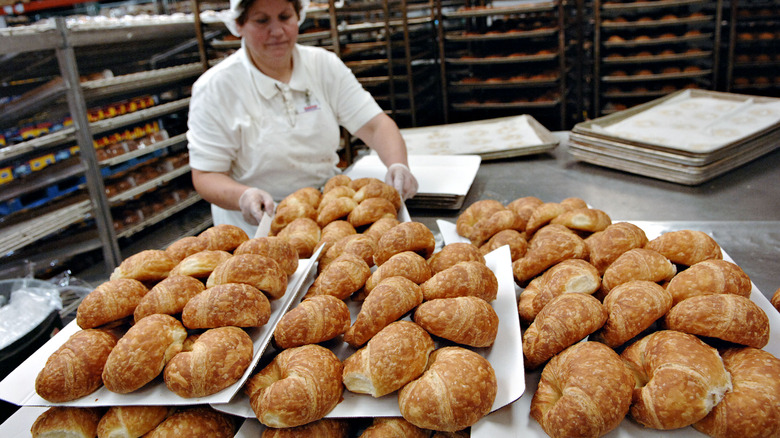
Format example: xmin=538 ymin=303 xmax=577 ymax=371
xmin=237 ymin=0 xmax=299 ymax=72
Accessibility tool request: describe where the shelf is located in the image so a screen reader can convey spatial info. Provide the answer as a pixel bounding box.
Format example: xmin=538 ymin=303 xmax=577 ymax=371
xmin=107 ymin=164 xmax=192 ymax=204
xmin=601 ymin=15 xmax=713 ymax=29
xmin=443 ymin=1 xmax=558 ymax=18
xmin=602 ymin=69 xmax=712 ymax=82
xmin=445 ymin=27 xmax=559 ymax=42
xmin=98 ymin=133 xmax=187 ymax=167
xmin=446 ymin=52 xmax=558 ymax=65
xmin=117 ymin=192 xmax=204 ymax=239
xmin=0 ymin=198 xmax=93 ymax=256
xmin=602 ymin=51 xmax=712 ymax=64
xmin=452 ymin=98 xmax=562 ymax=110
xmin=601 ymin=0 xmax=707 ymax=12
xmin=603 ymin=33 xmax=713 ymax=47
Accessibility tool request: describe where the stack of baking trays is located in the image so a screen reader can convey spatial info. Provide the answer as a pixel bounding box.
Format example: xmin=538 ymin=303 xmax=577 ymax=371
xmin=569 ymin=89 xmax=780 ymax=185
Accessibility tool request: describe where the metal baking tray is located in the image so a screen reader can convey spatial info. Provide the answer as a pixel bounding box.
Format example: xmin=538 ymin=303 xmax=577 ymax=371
xmin=443 ymin=1 xmax=557 ymax=18
xmin=446 ymin=52 xmax=558 ymax=65
xmin=602 ymin=50 xmax=712 ymax=64
xmin=601 ymin=15 xmax=713 ymax=29
xmin=446 ymin=27 xmax=558 ymax=42
xmin=450 ymin=76 xmax=560 ymax=88
xmin=603 ymin=33 xmax=712 ymax=47
xmin=602 ymin=69 xmax=712 ymax=82
xmin=601 ymin=0 xmax=707 ymax=12
xmin=452 ymin=99 xmax=561 ymax=110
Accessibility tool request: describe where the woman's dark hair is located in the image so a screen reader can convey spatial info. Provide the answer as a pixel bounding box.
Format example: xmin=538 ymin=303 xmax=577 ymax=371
xmin=236 ymin=0 xmax=303 ymax=26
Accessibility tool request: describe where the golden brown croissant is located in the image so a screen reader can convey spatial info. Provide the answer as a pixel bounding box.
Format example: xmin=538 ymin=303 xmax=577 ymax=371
xmin=271 ymin=202 xmax=318 ymax=236
xmin=666 ymin=259 xmax=752 ymax=306
xmin=506 ymin=196 xmax=543 ymax=230
xmin=456 ymin=199 xmax=506 ymax=241
xmin=512 ymin=224 xmax=588 ymax=285
xmin=306 ymin=253 xmax=371 ymax=300
xmin=233 ymin=236 xmax=299 ymax=276
xmin=693 ymin=347 xmax=780 ymax=438
xmin=353 ymin=180 xmax=402 ymax=210
xmin=348 ymin=176 xmax=384 ymax=192
xmin=165 ymin=236 xmax=207 ymax=262
xmin=144 ymin=407 xmax=235 ymax=438
xmin=524 ymin=202 xmax=567 ymax=235
xmin=550 ymin=207 xmax=612 ymax=233
xmin=518 ymin=276 xmax=543 ymax=326
xmin=102 ymin=314 xmax=187 ymax=393
xmin=398 ymin=346 xmax=497 ymax=432
xmin=206 ymin=253 xmax=288 ymax=300
xmin=601 ymin=247 xmax=676 ymax=293
xmin=197 ymin=223 xmax=249 ymax=252
xmin=560 ymin=197 xmax=588 ymax=210
xmin=343 ymin=276 xmax=424 ymax=347
xmin=168 ymin=250 xmax=232 ymax=279
xmin=665 ymin=294 xmax=770 ymax=348
xmin=96 ymin=406 xmax=171 ymax=438
xmin=645 ymin=229 xmax=722 ymax=266
xmin=359 ymin=417 xmax=429 ymax=438
xmin=261 ymin=418 xmax=349 ymax=437
xmin=348 ymin=197 xmax=397 ymax=228
xmin=31 ymin=407 xmax=102 ymax=438
xmin=421 ymin=260 xmax=498 ymax=302
xmin=427 ymin=242 xmax=485 ymax=274
xmin=323 ymin=174 xmax=351 ymax=193
xmin=479 ymin=229 xmax=527 ymax=261
xmin=319 ymin=185 xmax=355 ymax=210
xmin=343 ymin=320 xmax=434 ymax=397
xmin=414 ymin=296 xmax=499 ymax=347
xmin=276 ymin=186 xmax=322 ymax=212
xmin=773 ymin=287 xmax=780 ymax=313
xmin=373 ymin=221 xmax=436 ymax=266
xmin=317 ymin=196 xmax=358 ymax=227
xmin=365 ymin=251 xmax=432 ymax=294
xmin=35 ymin=329 xmax=118 ymax=402
xmin=592 ymin=280 xmax=672 ymax=348
xmin=182 ymin=283 xmax=271 ymax=329
xmin=109 ymin=249 xmax=177 ymax=282
xmin=274 ymin=295 xmax=351 ymax=349
xmin=76 ymin=278 xmax=149 ymax=329
xmin=318 ymin=220 xmax=357 ymax=254
xmin=526 ymin=259 xmax=601 ymax=320
xmin=585 ymin=221 xmax=649 ymax=274
xmin=133 ymin=275 xmax=206 ymax=322
xmin=277 ymin=217 xmax=321 ymax=259
xmin=164 ymin=326 xmax=254 ymax=398
xmin=522 ymin=293 xmax=607 ymax=370
xmin=246 ymin=344 xmax=343 ymax=428
xmin=319 ymin=233 xmax=377 ymax=271
xmin=621 ymin=330 xmax=732 ymax=430
xmin=530 ymin=341 xmax=633 ymax=438
xmin=362 ymin=216 xmax=400 ymax=242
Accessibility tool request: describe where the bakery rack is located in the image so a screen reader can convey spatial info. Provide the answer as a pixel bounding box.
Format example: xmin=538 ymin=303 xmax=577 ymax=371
xmin=723 ymin=0 xmax=780 ymax=97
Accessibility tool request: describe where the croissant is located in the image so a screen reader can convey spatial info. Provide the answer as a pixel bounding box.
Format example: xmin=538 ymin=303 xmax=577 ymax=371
xmin=601 ymin=248 xmax=676 ymax=293
xmin=359 ymin=417 xmax=429 ymax=438
xmin=197 ymin=224 xmax=249 ymax=252
xmin=144 ymin=407 xmax=235 ymax=438
xmin=693 ymin=347 xmax=780 ymax=438
xmin=318 ymin=220 xmax=356 ymax=254
xmin=592 ymin=280 xmax=672 ymax=348
xmin=273 ymin=295 xmax=351 ymax=349
xmin=182 ymin=283 xmax=271 ymax=329
xmin=109 ymin=249 xmax=177 ymax=282
xmin=506 ymin=196 xmax=543 ymax=230
xmin=479 ymin=229 xmax=527 ymax=261
xmin=665 ymin=294 xmax=770 ymax=348
xmin=261 ymin=418 xmax=349 ymax=437
xmin=246 ymin=344 xmax=343 ymax=428
xmin=560 ymin=197 xmax=588 ymax=210
xmin=524 ymin=202 xmax=567 ymax=235
xmin=427 ymin=242 xmax=485 ymax=274
xmin=165 ymin=236 xmax=207 ymax=262
xmin=373 ymin=221 xmax=436 ymax=266
xmin=35 ymin=329 xmax=118 ymax=402
xmin=773 ymin=287 xmax=780 ymax=313
xmin=666 ymin=259 xmax=752 ymax=306
xmin=276 ymin=186 xmax=321 ymax=212
xmin=277 ymin=217 xmax=321 ymax=258
xmin=353 ymin=180 xmax=402 ymax=210
xmin=76 ymin=278 xmax=149 ymax=329
xmin=585 ymin=221 xmax=649 ymax=274
xmin=343 ymin=321 xmax=434 ymax=397
xmin=343 ymin=276 xmax=423 ymax=347
xmin=319 ymin=233 xmax=377 ymax=271
xmin=96 ymin=406 xmax=171 ymax=438
xmin=398 ymin=346 xmax=497 ymax=432
xmin=421 ymin=260 xmax=498 ymax=302
xmin=512 ymin=224 xmax=588 ymax=285
xmin=306 ymin=253 xmax=371 ymax=300
xmin=526 ymin=259 xmax=601 ymax=320
xmin=362 ymin=216 xmax=400 ymax=242
xmin=522 ymin=293 xmax=607 ymax=370
xmin=645 ymin=229 xmax=722 ymax=266
xmin=456 ymin=199 xmax=506 ymax=242
xmin=134 ymin=275 xmax=206 ymax=322
xmin=620 ymin=330 xmax=732 ymax=430
xmin=365 ymin=251 xmax=432 ymax=294
xmin=413 ymin=296 xmax=499 ymax=347
xmin=550 ymin=207 xmax=611 ymax=233
xmin=271 ymin=202 xmax=318 ymax=236
xmin=233 ymin=236 xmax=299 ymax=276
xmin=323 ymin=174 xmax=351 ymax=193
xmin=206 ymin=253 xmax=288 ymax=300
xmin=518 ymin=276 xmax=543 ymax=325
xmin=164 ymin=326 xmax=254 ymax=398
xmin=31 ymin=407 xmax=102 ymax=438
xmin=349 ymin=176 xmax=384 ymax=191
xmin=530 ymin=341 xmax=633 ymax=438
xmin=169 ymin=250 xmax=232 ymax=279
xmin=318 ymin=185 xmax=355 ymax=212
xmin=317 ymin=196 xmax=358 ymax=227
xmin=348 ymin=197 xmax=397 ymax=228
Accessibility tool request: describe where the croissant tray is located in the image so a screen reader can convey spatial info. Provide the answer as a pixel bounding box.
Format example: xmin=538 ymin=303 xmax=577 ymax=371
xmin=437 ymin=219 xmax=780 ymax=438
xmin=0 ymin=246 xmax=323 ymax=409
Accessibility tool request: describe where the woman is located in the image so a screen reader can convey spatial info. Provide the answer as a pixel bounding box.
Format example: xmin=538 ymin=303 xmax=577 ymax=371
xmin=187 ymin=0 xmax=418 ymax=236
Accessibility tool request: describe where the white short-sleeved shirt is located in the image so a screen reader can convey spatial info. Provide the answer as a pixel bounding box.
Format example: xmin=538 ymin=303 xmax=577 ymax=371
xmin=187 ymin=42 xmax=383 ymax=235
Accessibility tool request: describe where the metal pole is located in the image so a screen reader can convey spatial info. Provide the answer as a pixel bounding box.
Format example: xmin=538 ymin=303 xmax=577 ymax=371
xmin=191 ymin=0 xmax=210 ymax=71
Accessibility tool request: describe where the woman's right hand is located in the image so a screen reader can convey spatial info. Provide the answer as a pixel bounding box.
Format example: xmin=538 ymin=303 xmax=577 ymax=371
xmin=238 ymin=187 xmax=275 ymax=225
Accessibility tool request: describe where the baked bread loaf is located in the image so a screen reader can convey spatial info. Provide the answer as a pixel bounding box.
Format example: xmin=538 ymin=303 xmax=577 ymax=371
xmin=144 ymin=407 xmax=235 ymax=438
xmin=593 ymin=280 xmax=672 ymax=348
xmin=512 ymin=224 xmax=588 ymax=285
xmin=601 ymin=248 xmax=676 ymax=293
xmin=523 ymin=293 xmax=607 ymax=370
xmin=621 ymin=330 xmax=732 ymax=430
xmin=206 ymin=253 xmax=287 ymax=300
xmin=261 ymin=418 xmax=349 ymax=437
xmin=693 ymin=347 xmax=780 ymax=438
xmin=585 ymin=222 xmax=649 ymax=274
xmin=479 ymin=229 xmax=527 ymax=261
xmin=348 ymin=197 xmax=397 ymax=228
xmin=277 ymin=217 xmax=321 ymax=258
xmin=365 ymin=251 xmax=432 ymax=294
xmin=525 ymin=259 xmax=601 ymax=321
xmin=362 ymin=216 xmax=400 ymax=242
xmin=274 ymin=295 xmax=351 ymax=349
xmin=102 ymin=314 xmax=187 ymax=393
xmin=307 ymin=253 xmax=371 ymax=300
xmin=343 ymin=276 xmax=424 ymax=347
xmin=373 ymin=221 xmax=436 ymax=266
xmin=318 ymin=220 xmax=356 ymax=254
xmin=550 ymin=207 xmax=611 ymax=233
xmin=645 ymin=229 xmax=722 ymax=266
xmin=319 ymin=233 xmax=377 ymax=271
xmin=665 ymin=294 xmax=770 ymax=348
xmin=666 ymin=259 xmax=752 ymax=305
xmin=359 ymin=417 xmax=429 ymax=438
xmin=234 ymin=236 xmax=299 ymax=276
xmin=31 ymin=407 xmax=102 ymax=438
xmin=421 ymin=261 xmax=498 ymax=302
xmin=168 ymin=250 xmax=232 ymax=279
xmin=35 ymin=329 xmax=118 ymax=402
xmin=353 ymin=180 xmax=402 ymax=210
xmin=343 ymin=321 xmax=435 ymax=397
xmin=164 ymin=326 xmax=253 ymax=398
xmin=413 ymin=296 xmax=498 ymax=347
xmin=317 ymin=196 xmax=358 ymax=227
xmin=197 ymin=223 xmax=249 ymax=252
xmin=182 ymin=283 xmax=271 ymax=329
xmin=427 ymin=242 xmax=484 ymax=274
xmin=109 ymin=249 xmax=177 ymax=282
xmin=76 ymin=278 xmax=149 ymax=329
xmin=165 ymin=236 xmax=207 ymax=262
xmin=530 ymin=341 xmax=633 ymax=438
xmin=398 ymin=346 xmax=497 ymax=432
xmin=133 ymin=275 xmax=206 ymax=322
xmin=246 ymin=344 xmax=343 ymax=428
xmin=96 ymin=406 xmax=171 ymax=438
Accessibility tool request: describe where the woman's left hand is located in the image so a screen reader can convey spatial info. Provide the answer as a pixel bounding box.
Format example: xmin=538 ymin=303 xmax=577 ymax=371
xmin=385 ymin=163 xmax=418 ymax=200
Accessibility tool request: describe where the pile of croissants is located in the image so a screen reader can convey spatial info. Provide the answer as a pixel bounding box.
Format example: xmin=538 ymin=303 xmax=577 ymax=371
xmin=455 ymin=196 xmax=780 ymax=438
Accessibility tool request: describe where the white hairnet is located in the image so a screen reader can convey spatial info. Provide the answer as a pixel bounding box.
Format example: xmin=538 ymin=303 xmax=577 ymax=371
xmin=223 ymin=0 xmax=310 ymax=37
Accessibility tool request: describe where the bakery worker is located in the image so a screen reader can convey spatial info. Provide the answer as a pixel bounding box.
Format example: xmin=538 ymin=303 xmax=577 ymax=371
xmin=186 ymin=0 xmax=418 ymax=237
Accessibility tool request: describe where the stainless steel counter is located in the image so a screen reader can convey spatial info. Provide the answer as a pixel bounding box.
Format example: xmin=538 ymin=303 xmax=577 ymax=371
xmin=410 ymin=132 xmax=780 ymax=301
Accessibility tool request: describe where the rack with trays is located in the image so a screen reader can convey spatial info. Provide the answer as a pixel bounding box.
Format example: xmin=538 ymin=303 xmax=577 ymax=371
xmin=724 ymin=0 xmax=780 ymax=97
xmin=593 ymin=0 xmax=723 ymax=116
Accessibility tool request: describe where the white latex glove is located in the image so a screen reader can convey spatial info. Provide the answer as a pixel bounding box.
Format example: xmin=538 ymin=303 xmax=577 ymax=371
xmin=238 ymin=188 xmax=275 ymax=225
xmin=385 ymin=163 xmax=418 ymax=200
